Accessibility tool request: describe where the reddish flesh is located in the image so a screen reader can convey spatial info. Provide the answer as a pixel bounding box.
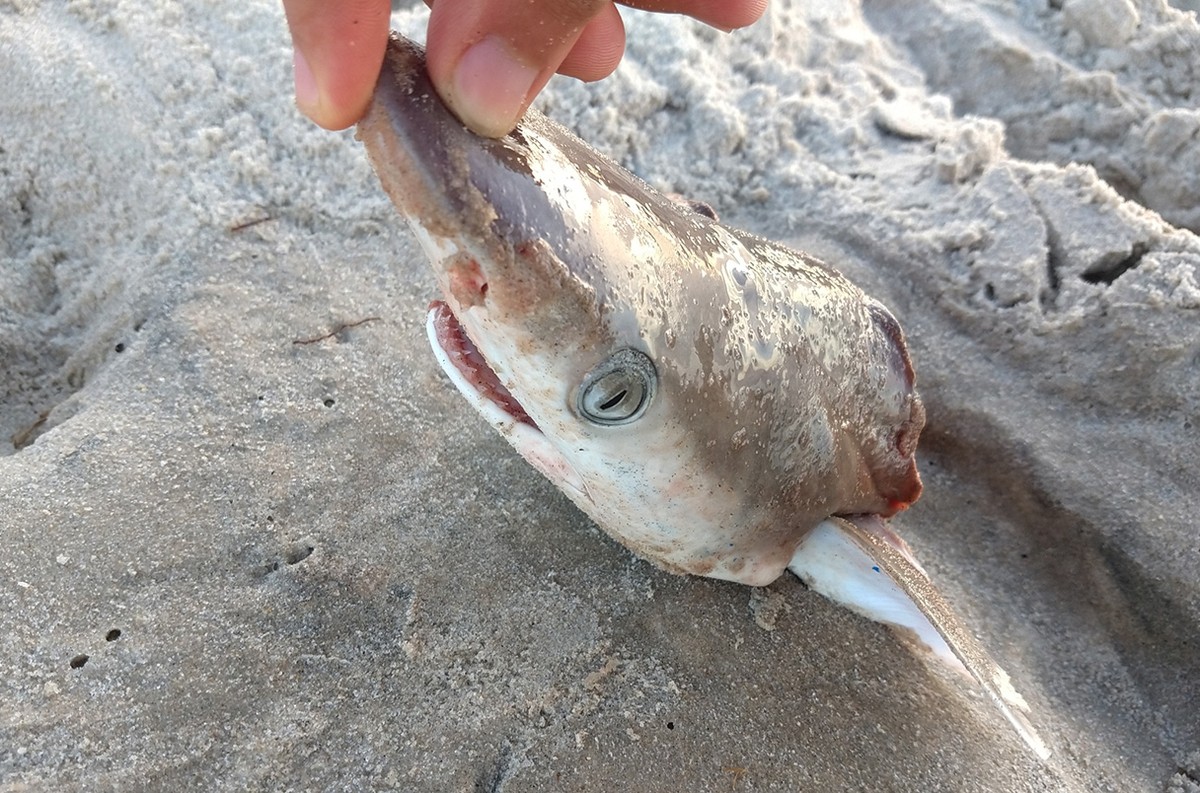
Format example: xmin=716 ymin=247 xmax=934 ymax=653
xmin=430 ymin=301 xmax=537 ymax=428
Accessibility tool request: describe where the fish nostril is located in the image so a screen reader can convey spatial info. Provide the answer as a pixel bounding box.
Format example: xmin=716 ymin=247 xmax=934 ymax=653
xmin=446 ymin=253 xmax=488 ymax=308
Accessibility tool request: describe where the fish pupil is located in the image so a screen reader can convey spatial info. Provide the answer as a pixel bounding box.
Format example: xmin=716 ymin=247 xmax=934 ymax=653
xmin=598 ymin=389 xmax=628 ymax=411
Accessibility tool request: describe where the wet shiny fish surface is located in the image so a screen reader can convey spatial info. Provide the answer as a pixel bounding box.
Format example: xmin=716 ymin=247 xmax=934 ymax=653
xmin=357 ymin=34 xmax=1048 ymax=759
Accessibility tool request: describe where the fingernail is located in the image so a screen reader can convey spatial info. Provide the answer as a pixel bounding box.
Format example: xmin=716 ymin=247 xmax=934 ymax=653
xmin=293 ymin=47 xmax=320 ymax=116
xmin=451 ymin=35 xmax=539 ymax=138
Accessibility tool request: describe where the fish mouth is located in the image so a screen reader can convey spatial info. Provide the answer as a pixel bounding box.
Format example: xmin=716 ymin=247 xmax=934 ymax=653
xmin=425 ymin=300 xmax=589 ymax=500
xmin=864 ymin=302 xmax=925 ymax=513
xmin=427 ymin=300 xmax=538 ymax=430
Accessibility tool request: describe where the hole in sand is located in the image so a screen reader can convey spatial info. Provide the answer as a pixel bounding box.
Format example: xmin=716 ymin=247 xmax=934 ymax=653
xmin=285 ymin=544 xmax=315 ymax=565
xmin=70 ymin=654 xmax=89 ymax=669
xmin=105 ymin=629 xmax=121 ymax=641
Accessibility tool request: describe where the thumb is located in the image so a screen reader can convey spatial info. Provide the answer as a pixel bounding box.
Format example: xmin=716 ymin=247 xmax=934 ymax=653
xmin=425 ymin=0 xmax=623 ymax=138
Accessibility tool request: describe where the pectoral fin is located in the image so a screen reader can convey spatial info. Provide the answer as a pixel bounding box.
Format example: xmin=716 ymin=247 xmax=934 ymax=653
xmin=788 ymin=515 xmax=1050 ymax=760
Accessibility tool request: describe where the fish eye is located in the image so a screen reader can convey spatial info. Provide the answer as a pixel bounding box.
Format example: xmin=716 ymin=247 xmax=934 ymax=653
xmin=577 ymin=348 xmax=657 ymax=426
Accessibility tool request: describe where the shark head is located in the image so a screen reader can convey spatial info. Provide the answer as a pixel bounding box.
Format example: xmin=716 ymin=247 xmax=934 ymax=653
xmin=358 ymin=35 xmax=924 ymax=587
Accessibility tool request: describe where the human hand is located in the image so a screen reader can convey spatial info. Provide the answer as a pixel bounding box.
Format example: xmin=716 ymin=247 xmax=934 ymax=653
xmin=282 ymin=0 xmax=768 ymax=137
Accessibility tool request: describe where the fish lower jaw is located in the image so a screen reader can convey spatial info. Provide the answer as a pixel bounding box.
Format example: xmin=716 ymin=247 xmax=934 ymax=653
xmin=425 ymin=303 xmax=588 ymax=500
xmin=428 ymin=301 xmax=532 ymax=426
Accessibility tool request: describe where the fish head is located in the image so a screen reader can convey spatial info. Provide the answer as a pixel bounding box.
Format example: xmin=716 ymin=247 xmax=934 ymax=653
xmin=358 ymin=35 xmax=924 ymax=586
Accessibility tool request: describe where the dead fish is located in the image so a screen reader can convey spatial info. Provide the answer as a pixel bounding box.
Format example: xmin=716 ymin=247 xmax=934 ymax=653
xmin=357 ymin=33 xmax=1049 ymax=760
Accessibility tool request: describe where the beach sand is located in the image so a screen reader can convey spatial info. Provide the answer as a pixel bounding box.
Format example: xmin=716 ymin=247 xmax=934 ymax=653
xmin=2 ymin=1 xmax=1198 ymax=790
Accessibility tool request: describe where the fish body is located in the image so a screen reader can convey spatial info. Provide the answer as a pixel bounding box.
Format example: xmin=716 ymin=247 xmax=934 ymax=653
xmin=357 ymin=34 xmax=1048 ymax=759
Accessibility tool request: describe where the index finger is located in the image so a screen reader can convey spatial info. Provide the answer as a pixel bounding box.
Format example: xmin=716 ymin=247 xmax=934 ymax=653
xmin=283 ymin=0 xmax=392 ymax=130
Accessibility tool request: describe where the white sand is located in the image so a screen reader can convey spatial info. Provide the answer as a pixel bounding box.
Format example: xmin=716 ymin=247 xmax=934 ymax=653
xmin=2 ymin=1 xmax=1198 ymax=790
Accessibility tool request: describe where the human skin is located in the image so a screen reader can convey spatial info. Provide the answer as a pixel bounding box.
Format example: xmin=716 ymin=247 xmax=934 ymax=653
xmin=281 ymin=0 xmax=768 ymax=137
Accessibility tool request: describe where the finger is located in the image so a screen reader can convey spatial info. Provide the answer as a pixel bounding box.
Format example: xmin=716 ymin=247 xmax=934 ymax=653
xmin=558 ymin=3 xmax=626 ymax=82
xmin=425 ymin=0 xmax=610 ymax=137
xmin=620 ymin=0 xmax=769 ymax=31
xmin=283 ymin=0 xmax=392 ymax=130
